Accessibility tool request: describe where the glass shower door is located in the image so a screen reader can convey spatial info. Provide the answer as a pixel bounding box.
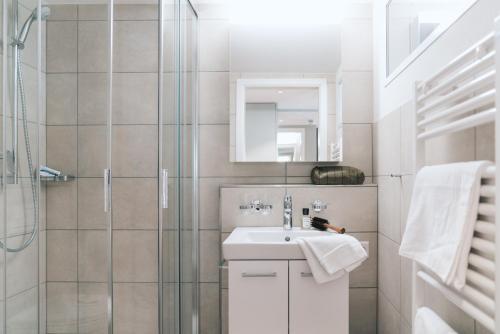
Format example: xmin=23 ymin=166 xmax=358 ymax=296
xmin=1 ymin=0 xmax=43 ymax=332
xmin=161 ymin=0 xmax=198 ymax=333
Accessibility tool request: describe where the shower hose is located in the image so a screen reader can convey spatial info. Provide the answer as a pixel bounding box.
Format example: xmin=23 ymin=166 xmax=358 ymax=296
xmin=0 ymin=50 xmax=38 ymax=252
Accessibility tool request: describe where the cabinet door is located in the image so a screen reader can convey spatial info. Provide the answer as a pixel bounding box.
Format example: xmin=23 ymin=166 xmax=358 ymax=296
xmin=289 ymin=260 xmax=349 ymax=334
xmin=228 ymin=261 xmax=288 ymax=334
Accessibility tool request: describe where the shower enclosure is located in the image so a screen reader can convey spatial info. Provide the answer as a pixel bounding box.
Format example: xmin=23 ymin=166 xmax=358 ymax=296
xmin=0 ymin=0 xmax=199 ymax=333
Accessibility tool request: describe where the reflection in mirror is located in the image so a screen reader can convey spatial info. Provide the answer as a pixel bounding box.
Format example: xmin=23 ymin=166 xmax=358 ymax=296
xmin=233 ymin=79 xmax=335 ymax=162
xmin=245 ymin=87 xmax=319 ymax=162
xmin=386 ymin=0 xmax=478 ymax=77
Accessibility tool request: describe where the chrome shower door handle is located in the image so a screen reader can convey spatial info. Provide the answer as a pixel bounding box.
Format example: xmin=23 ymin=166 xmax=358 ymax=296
xmin=162 ymin=169 xmax=168 ymax=209
xmin=103 ymin=168 xmax=110 ymax=212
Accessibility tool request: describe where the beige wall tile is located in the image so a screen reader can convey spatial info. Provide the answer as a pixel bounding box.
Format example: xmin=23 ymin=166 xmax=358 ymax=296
xmin=378 ymin=291 xmax=401 ymax=334
xmin=46 ymin=182 xmax=77 ymax=229
xmin=112 ymin=125 xmax=158 ymax=177
xmin=400 ymin=102 xmax=415 ymax=175
xmin=78 ymin=5 xmax=107 ymax=20
xmin=475 ymin=123 xmax=494 ymax=161
xmin=78 ymin=282 xmax=107 ymax=334
xmin=400 ymin=256 xmax=413 ymax=324
xmin=78 ymin=73 xmax=107 ymax=125
xmin=47 ymin=125 xmax=77 ymax=176
xmin=199 ymin=125 xmax=285 ymax=177
xmin=220 ymin=186 xmax=286 ymax=232
xmin=349 ymin=232 xmax=377 ymax=288
xmin=349 ymin=288 xmax=377 ymax=334
xmin=47 ymin=21 xmax=77 ymax=73
xmin=342 ymin=71 xmax=373 ymax=123
xmin=112 ymin=178 xmax=158 ymax=230
xmin=47 ymin=5 xmax=78 ymax=20
xmin=47 ymin=230 xmax=77 ymax=281
xmin=47 ymin=282 xmax=78 ymax=333
xmin=342 ymin=124 xmax=373 ymax=177
xmin=113 ymin=73 xmax=158 ymax=124
xmin=78 ymin=178 xmax=106 ymax=230
xmin=78 ymin=125 xmax=106 ymax=177
xmin=113 ymin=283 xmax=158 ymax=334
xmin=200 ymin=177 xmax=286 ymax=230
xmin=47 ymin=74 xmax=77 ymax=125
xmin=288 ymin=186 xmax=378 ymax=232
xmin=114 ymin=21 xmax=158 ymax=73
xmin=377 ymin=176 xmax=401 ymax=243
xmin=78 ymin=21 xmax=107 ymax=72
xmin=200 ymin=283 xmax=220 ymax=334
xmin=6 ymin=234 xmax=38 ymax=298
xmin=78 ymin=230 xmax=107 ymax=282
xmin=379 ymin=233 xmax=401 ymax=311
xmin=199 ymin=20 xmax=229 ymax=71
xmin=200 ymin=230 xmax=220 ymax=283
xmin=6 ymin=287 xmax=38 ymax=333
xmin=114 ymin=4 xmax=158 ymax=20
xmin=374 ymin=109 xmax=401 ymax=176
xmin=113 ymin=230 xmax=158 ymax=282
xmin=400 ymin=175 xmax=414 ymax=239
xmin=199 ymin=71 xmax=229 ymax=124
xmin=425 ymin=129 xmax=475 ymax=165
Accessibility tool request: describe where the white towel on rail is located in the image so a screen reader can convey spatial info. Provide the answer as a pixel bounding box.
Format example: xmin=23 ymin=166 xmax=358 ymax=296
xmin=297 ymin=234 xmax=367 ymax=284
xmin=414 ymin=307 xmax=457 ymax=334
xmin=399 ymin=161 xmax=492 ymax=290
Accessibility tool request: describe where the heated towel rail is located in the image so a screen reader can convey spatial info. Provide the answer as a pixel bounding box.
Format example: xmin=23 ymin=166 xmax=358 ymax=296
xmin=412 ymin=18 xmax=499 ymax=332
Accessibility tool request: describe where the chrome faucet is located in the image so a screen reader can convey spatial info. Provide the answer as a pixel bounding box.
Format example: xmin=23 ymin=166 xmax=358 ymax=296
xmin=283 ymin=194 xmax=292 ymax=230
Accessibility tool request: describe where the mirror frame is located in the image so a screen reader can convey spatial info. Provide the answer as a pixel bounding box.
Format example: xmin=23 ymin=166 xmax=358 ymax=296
xmin=385 ymin=0 xmax=479 ymax=85
xmin=235 ymin=78 xmax=328 ymax=162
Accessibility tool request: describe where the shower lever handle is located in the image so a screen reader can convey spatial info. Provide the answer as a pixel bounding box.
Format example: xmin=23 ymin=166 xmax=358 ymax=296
xmin=104 ymin=168 xmax=111 ymax=212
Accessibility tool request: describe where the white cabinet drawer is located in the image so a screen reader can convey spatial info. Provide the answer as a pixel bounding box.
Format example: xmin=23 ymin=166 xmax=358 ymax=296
xmin=289 ymin=260 xmax=349 ymax=334
xmin=228 ymin=261 xmax=288 ymax=334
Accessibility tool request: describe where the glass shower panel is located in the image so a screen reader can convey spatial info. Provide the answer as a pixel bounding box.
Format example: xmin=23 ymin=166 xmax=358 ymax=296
xmin=161 ymin=0 xmax=198 ymax=333
xmin=43 ymin=2 xmax=111 ymax=334
xmin=110 ymin=1 xmax=160 ymax=334
xmin=2 ymin=0 xmax=43 ymax=332
xmin=179 ymin=1 xmax=198 ymax=334
xmin=161 ymin=0 xmax=179 ymax=333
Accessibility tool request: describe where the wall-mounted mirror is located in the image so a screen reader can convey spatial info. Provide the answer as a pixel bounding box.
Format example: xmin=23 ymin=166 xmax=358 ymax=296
xmin=386 ymin=0 xmax=479 ymax=80
xmin=229 ymin=24 xmax=342 ymax=162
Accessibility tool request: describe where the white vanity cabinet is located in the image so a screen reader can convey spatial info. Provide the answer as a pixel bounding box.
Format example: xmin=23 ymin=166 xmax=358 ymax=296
xmin=289 ymin=261 xmax=348 ymax=334
xmin=228 ymin=260 xmax=349 ymax=334
xmin=228 ymin=261 xmax=289 ymax=334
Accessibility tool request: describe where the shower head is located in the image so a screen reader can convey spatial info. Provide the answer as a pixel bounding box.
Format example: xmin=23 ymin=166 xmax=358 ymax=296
xmin=15 ymin=6 xmax=51 ymax=49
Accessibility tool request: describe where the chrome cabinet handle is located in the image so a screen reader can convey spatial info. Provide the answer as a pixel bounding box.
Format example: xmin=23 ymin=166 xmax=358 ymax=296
xmin=162 ymin=169 xmax=168 ymax=209
xmin=300 ymin=272 xmax=313 ymax=277
xmin=241 ymin=272 xmax=277 ymax=278
xmin=103 ymin=168 xmax=110 ymax=212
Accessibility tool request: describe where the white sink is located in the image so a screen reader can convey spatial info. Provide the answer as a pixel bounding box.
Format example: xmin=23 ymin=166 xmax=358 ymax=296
xmin=223 ymin=227 xmax=338 ymax=260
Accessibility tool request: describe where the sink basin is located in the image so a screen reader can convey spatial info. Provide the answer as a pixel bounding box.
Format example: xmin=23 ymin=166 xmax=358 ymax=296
xmin=223 ymin=227 xmax=335 ymax=260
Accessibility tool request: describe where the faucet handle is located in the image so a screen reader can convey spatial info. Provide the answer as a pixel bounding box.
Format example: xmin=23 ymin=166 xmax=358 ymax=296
xmin=240 ymin=200 xmax=272 ymax=215
xmin=311 ymin=200 xmax=328 ymax=213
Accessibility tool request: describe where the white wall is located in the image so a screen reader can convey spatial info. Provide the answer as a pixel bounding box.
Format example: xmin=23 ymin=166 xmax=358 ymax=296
xmin=373 ymin=0 xmax=500 ymax=121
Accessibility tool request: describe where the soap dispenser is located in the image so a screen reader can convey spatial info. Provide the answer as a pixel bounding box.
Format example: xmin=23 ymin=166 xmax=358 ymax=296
xmin=302 ymin=208 xmax=311 ymax=229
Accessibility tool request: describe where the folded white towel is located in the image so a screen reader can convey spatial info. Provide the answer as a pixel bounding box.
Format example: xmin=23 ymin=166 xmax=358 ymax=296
xmin=297 ymin=234 xmax=367 ymax=284
xmin=414 ymin=307 xmax=457 ymax=334
xmin=400 ymin=161 xmax=492 ymax=290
